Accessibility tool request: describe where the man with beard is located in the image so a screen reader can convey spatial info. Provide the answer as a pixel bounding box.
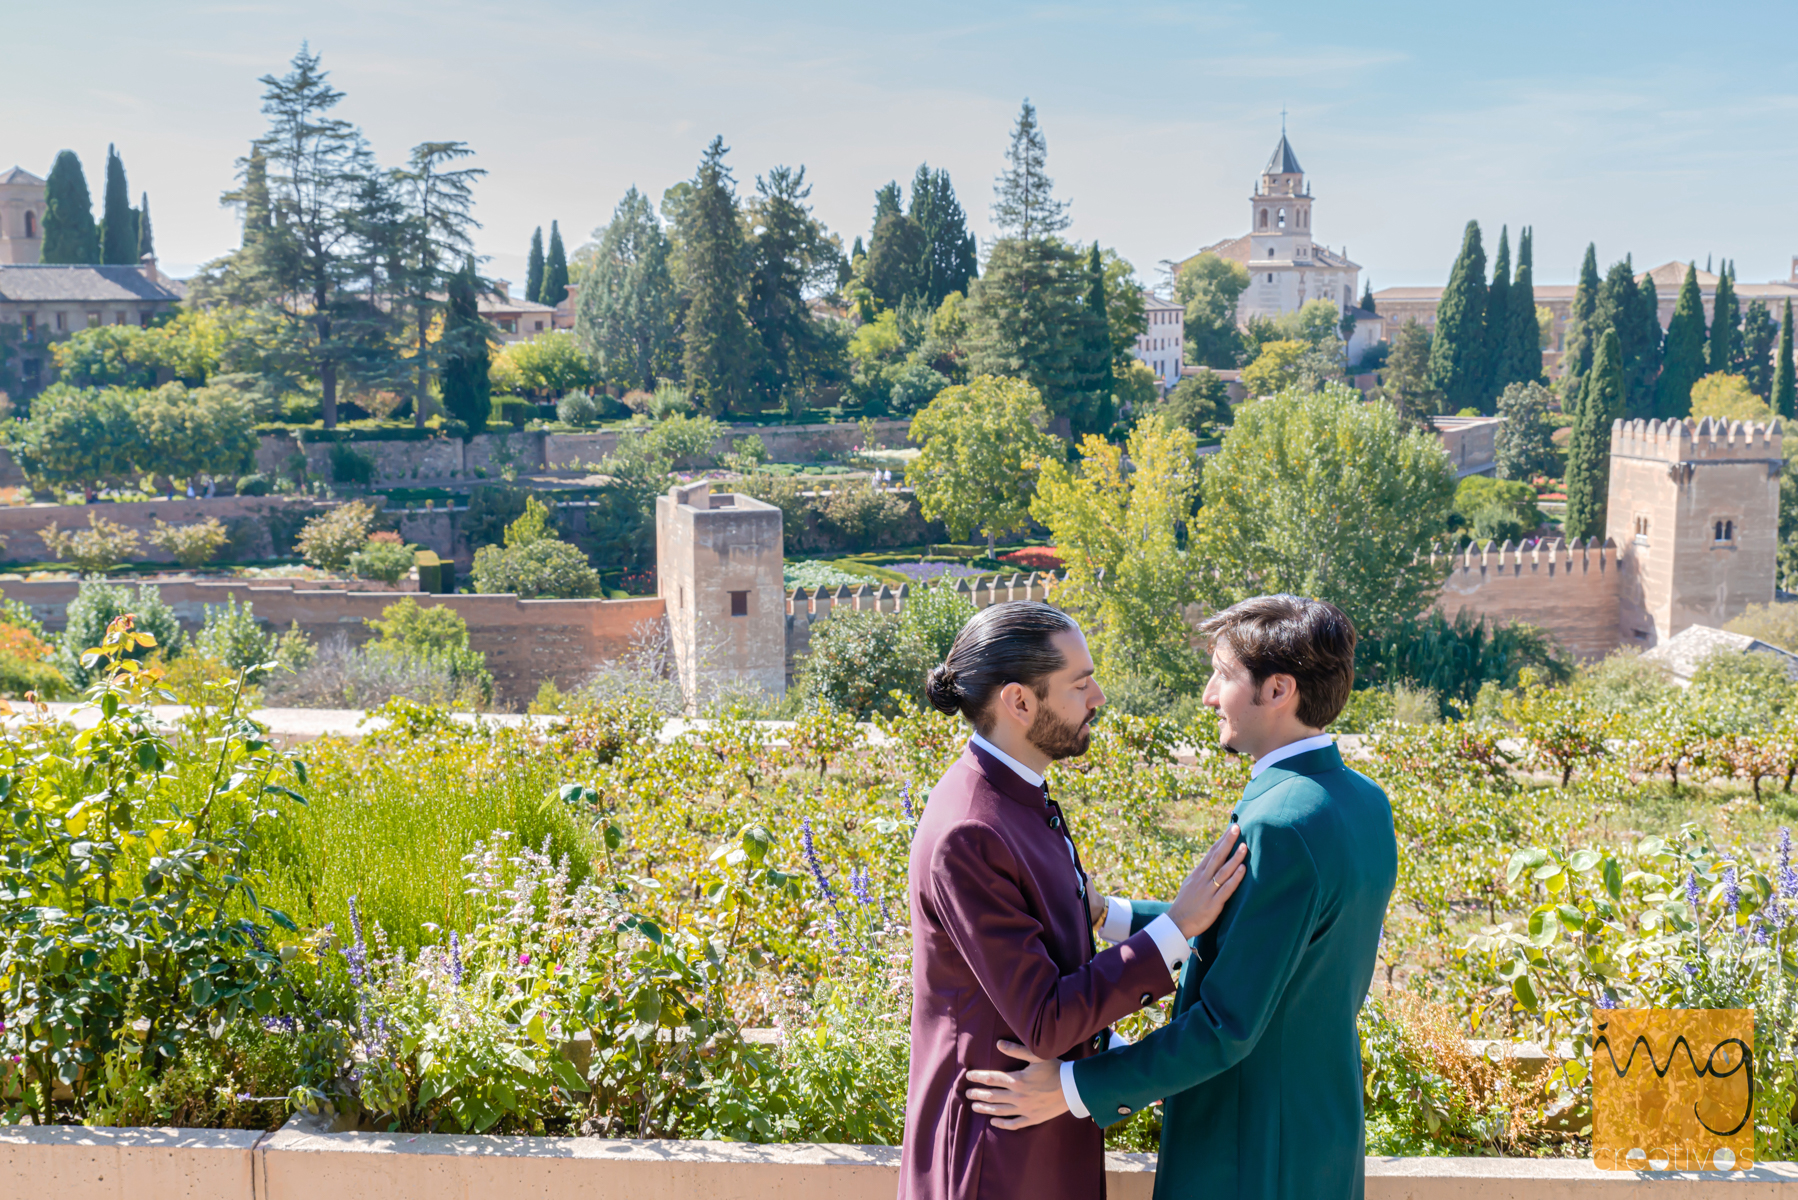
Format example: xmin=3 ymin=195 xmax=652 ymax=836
xmin=964 ymin=595 xmax=1398 ymax=1200
xmin=900 ymin=601 xmax=1247 ymax=1200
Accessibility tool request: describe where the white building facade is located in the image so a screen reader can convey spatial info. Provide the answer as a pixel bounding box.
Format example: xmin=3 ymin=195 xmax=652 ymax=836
xmin=1132 ymin=291 xmax=1184 ymax=390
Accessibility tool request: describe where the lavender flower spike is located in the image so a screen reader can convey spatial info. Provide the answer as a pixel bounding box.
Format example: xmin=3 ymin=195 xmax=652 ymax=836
xmin=448 ymin=931 xmax=464 ymax=986
xmin=849 ymin=865 xmax=875 ymax=906
xmin=901 ymin=783 xmax=915 ymax=821
xmin=801 ymin=818 xmax=835 ymax=901
xmin=1723 ymin=867 xmax=1740 ymax=918
xmin=1685 ymin=871 xmax=1702 ymax=916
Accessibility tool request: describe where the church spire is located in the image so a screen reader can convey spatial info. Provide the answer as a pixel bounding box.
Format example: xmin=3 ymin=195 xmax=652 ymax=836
xmin=1264 ymin=133 xmax=1303 ymax=178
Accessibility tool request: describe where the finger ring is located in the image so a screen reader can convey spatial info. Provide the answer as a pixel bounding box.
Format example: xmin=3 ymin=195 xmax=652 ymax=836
xmin=1212 ymin=879 xmax=1221 ymax=891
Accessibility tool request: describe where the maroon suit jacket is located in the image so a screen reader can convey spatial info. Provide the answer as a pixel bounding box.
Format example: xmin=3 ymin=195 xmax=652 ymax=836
xmin=898 ymin=743 xmax=1176 ymax=1200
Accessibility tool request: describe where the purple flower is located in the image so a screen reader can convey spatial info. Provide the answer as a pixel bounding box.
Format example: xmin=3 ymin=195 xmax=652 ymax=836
xmin=1685 ymin=871 xmax=1702 ymax=916
xmin=1723 ymin=867 xmax=1740 ymax=918
xmin=849 ymin=865 xmax=875 ymax=906
xmin=1685 ymin=963 xmax=1701 ymax=976
xmin=801 ymin=818 xmax=834 ymax=902
xmin=900 ymin=783 xmax=915 ymax=822
xmin=1752 ymin=911 xmax=1773 ymax=946
xmin=449 ymin=931 xmax=464 ymax=986
xmin=1781 ymin=828 xmax=1792 ymax=875
xmin=519 ymin=952 xmax=531 ymax=968
xmin=1594 ymin=992 xmax=1618 ymax=1010
xmin=345 ymin=896 xmax=368 ymax=989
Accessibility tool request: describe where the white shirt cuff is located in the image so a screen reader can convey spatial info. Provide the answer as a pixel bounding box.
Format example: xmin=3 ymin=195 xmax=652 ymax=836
xmin=1059 ymin=1059 xmax=1090 ymax=1120
xmin=1097 ymin=895 xmax=1134 ymax=943
xmin=1143 ymin=913 xmax=1192 ymax=973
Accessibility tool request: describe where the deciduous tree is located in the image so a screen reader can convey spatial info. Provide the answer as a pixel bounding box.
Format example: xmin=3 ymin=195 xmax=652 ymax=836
xmin=1493 ymin=381 xmax=1558 ymax=483
xmin=1197 ymin=383 xmax=1456 ymax=651
xmin=1176 ymin=253 xmax=1249 ymax=369
xmin=907 ymin=375 xmax=1061 ymax=555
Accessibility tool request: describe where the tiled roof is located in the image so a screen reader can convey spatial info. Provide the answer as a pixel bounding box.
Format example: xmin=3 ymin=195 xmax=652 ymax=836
xmin=1643 ymin=624 xmax=1798 ymax=684
xmin=479 ymin=295 xmax=557 ymax=316
xmin=1264 ymin=135 xmax=1303 ymax=176
xmin=0 ymin=264 xmax=183 ymax=304
xmin=0 ymin=166 xmax=45 ymax=187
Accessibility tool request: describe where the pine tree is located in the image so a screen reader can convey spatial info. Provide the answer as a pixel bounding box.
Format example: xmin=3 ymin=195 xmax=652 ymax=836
xmin=136 ymin=192 xmax=154 ymax=260
xmin=1500 ymin=227 xmax=1543 ymax=387
xmin=440 ymin=257 xmax=492 ymax=436
xmin=41 ymin=150 xmax=98 ymax=264
xmin=393 ymin=140 xmax=485 ymax=428
xmin=542 ymin=221 xmax=569 ymax=308
xmin=679 ymin=136 xmax=752 ymax=416
xmin=1481 ymin=226 xmax=1511 ymax=402
xmin=991 ymin=99 xmax=1070 ymax=240
xmin=908 ymin=165 xmax=977 ymax=306
xmin=745 ymin=165 xmax=835 ymax=409
xmin=1361 ymin=280 xmax=1375 ymax=314
xmin=236 ymin=149 xmax=271 ymax=249
xmin=1427 ymin=220 xmax=1488 ymax=413
xmin=1775 ymin=299 xmax=1796 ymax=421
xmin=864 ymin=206 xmax=925 ymax=310
xmin=1739 ymin=298 xmax=1776 ymax=399
xmin=525 ymin=226 xmax=545 ymax=303
xmin=1560 ymin=243 xmax=1602 ymax=406
xmin=1565 ymin=329 xmax=1623 ymax=541
xmin=99 ymin=145 xmax=136 ymax=265
xmin=1710 ymin=261 xmax=1739 ymax=372
xmin=1656 ymin=263 xmax=1707 ymax=419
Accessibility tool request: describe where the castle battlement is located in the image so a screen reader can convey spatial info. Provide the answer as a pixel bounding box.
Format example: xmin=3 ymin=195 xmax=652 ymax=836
xmin=1433 ymin=536 xmax=1618 ymax=577
xmin=1609 ymin=416 xmax=1783 ymax=463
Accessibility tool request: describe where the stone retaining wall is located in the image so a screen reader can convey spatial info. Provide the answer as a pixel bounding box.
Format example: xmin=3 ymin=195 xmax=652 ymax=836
xmin=0 ymin=496 xmax=327 ymax=564
xmin=2 ymin=1122 xmax=1794 ymax=1198
xmin=0 ymin=578 xmax=665 ymax=702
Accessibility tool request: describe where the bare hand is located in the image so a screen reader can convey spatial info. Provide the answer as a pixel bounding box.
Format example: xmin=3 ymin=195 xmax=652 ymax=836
xmin=1087 ymin=885 xmax=1107 ymax=931
xmin=1166 ymin=825 xmax=1247 ymax=939
xmin=964 ymin=1040 xmax=1069 ymax=1130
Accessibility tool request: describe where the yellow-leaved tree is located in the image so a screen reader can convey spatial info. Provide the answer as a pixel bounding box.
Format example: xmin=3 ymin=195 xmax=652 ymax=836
xmin=1030 ymin=414 xmax=1205 ymax=693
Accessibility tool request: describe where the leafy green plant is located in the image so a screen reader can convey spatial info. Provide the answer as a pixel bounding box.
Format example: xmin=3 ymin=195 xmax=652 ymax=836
xmin=149 ymin=516 xmax=231 ymax=570
xmin=40 ymin=512 xmax=142 ymax=574
xmin=56 ymin=579 xmax=183 ymax=687
xmin=348 ymin=536 xmax=418 ymax=584
xmin=295 ymin=501 xmax=377 ymax=571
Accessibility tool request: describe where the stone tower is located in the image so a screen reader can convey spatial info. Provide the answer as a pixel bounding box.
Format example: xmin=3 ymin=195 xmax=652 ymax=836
xmin=1250 ymin=133 xmax=1312 ymax=250
xmin=1606 ymin=417 xmax=1783 ymax=647
xmin=654 ymin=481 xmax=786 ymax=711
xmin=0 ymin=167 xmax=46 ymax=265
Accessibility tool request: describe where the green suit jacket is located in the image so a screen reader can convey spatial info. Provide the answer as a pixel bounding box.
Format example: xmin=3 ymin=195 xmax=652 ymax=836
xmin=1070 ymin=744 xmax=1397 ymax=1200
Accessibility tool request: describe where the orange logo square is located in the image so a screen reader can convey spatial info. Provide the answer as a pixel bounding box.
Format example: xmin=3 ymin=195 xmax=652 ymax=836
xmin=1591 ymin=1008 xmax=1754 ymax=1172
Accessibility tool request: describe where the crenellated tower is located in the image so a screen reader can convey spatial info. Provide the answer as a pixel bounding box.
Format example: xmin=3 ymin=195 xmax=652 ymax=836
xmin=1606 ymin=417 xmax=1784 ymax=647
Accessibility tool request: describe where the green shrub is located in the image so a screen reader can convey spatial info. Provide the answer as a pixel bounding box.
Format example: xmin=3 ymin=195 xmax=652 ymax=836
xmin=348 ymin=537 xmax=418 ymax=584
xmin=470 ymin=538 xmax=603 ymax=599
xmin=56 ymin=579 xmax=183 ymax=687
xmin=149 ymin=516 xmax=230 ymax=570
xmin=556 ymin=390 xmax=602 ymax=427
xmin=328 ymin=442 xmax=376 ymax=487
xmin=192 ymin=594 xmax=277 ymax=682
xmin=234 ymin=472 xmax=273 ymax=497
xmin=1452 ymin=476 xmax=1545 ymax=544
xmin=294 ymin=501 xmax=377 ymax=571
xmin=40 ymin=511 xmax=142 ymax=574
xmin=798 ymin=583 xmax=975 ymax=718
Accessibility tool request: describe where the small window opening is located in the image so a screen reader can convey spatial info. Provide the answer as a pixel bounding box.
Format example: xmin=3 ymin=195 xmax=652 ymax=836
xmin=729 ymin=590 xmax=749 ymax=617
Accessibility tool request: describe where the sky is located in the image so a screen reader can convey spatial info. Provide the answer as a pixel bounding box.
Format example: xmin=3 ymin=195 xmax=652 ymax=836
xmin=6 ymin=0 xmax=1798 ymax=294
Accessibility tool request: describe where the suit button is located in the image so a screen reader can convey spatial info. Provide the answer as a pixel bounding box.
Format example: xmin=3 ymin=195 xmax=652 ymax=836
xmin=1117 ymin=1106 xmax=1131 ymax=1115
xmin=1140 ymin=993 xmax=1153 ymax=1004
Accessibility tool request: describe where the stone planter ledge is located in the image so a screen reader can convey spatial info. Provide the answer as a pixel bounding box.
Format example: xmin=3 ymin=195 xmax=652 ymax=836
xmin=4 ymin=1118 xmax=1798 ymax=1199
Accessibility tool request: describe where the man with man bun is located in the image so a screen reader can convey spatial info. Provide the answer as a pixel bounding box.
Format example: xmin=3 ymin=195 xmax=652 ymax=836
xmin=899 ymin=601 xmax=1247 ymax=1200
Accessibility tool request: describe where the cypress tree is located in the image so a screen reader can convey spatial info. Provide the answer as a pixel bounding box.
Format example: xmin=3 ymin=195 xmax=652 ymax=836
xmin=1596 ymin=259 xmax=1658 ymax=418
xmin=99 ymin=145 xmax=136 ymax=265
xmin=1565 ymin=329 xmax=1624 ymax=541
xmin=543 ymin=221 xmax=569 ymax=307
xmin=1428 ymin=220 xmax=1488 ymax=413
xmin=1560 ymin=243 xmax=1602 ymax=405
xmin=440 ymin=257 xmax=492 ymax=436
xmin=1483 ymin=225 xmax=1511 ymax=403
xmin=1072 ymin=242 xmax=1115 ymax=437
xmin=679 ymin=136 xmax=753 ymax=416
xmin=1657 ymin=264 xmax=1707 ymax=419
xmin=136 ymin=192 xmax=154 ymax=260
xmin=1361 ymin=280 xmax=1375 ymax=314
xmin=1501 ymin=226 xmax=1543 ymax=387
xmin=525 ymin=226 xmax=545 ymax=304
xmin=1709 ymin=261 xmax=1739 ymax=373
xmin=1630 ymin=266 xmax=1662 ymax=414
xmin=1775 ymin=299 xmax=1796 ymax=421
xmin=41 ymin=149 xmax=98 ymax=264
xmin=1739 ymin=299 xmax=1776 ymax=399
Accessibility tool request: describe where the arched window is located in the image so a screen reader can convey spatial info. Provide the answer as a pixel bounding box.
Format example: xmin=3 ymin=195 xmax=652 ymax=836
xmin=23 ymin=211 xmax=34 ymax=238
xmin=1258 ymin=209 xmax=1269 ymax=229
xmin=1277 ymin=207 xmax=1287 ymax=228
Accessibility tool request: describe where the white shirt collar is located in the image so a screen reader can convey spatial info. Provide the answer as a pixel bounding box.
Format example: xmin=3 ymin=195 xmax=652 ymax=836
xmin=968 ymin=730 xmax=1046 ymax=790
xmin=1249 ymin=733 xmax=1336 ymax=780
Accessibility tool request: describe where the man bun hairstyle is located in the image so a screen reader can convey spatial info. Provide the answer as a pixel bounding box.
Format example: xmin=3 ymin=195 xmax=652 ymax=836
xmin=1198 ymin=594 xmax=1357 ymax=729
xmin=926 ymin=601 xmax=1078 ymax=734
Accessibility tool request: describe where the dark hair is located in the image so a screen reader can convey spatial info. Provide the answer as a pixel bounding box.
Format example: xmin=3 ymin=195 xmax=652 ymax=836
xmin=925 ymin=601 xmax=1078 ymax=734
xmin=1198 ymin=594 xmax=1356 ymax=729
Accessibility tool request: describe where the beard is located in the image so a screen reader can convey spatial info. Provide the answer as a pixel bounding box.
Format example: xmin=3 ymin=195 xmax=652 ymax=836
xmin=1027 ymin=703 xmax=1093 ymax=761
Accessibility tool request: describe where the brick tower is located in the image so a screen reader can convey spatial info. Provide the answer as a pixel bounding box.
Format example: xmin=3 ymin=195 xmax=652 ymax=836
xmin=1606 ymin=417 xmax=1783 ymax=648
